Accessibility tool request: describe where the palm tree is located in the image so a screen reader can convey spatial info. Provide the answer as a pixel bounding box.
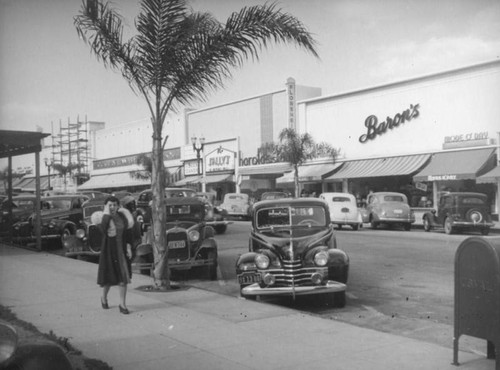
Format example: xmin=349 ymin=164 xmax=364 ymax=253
xmin=74 ymin=0 xmax=318 ymax=289
xmin=273 ymin=128 xmax=338 ymax=197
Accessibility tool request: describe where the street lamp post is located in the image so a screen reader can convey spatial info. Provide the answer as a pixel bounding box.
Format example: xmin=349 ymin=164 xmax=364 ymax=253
xmin=191 ymin=135 xmax=205 ymax=192
xmin=44 ymin=158 xmax=53 ymax=191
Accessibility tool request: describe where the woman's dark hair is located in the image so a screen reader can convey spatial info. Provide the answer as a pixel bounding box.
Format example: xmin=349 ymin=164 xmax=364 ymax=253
xmin=104 ymin=195 xmax=120 ymax=205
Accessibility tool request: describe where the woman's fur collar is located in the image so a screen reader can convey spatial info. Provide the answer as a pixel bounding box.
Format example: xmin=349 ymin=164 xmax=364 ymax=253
xmin=91 ymin=208 xmax=134 ymax=229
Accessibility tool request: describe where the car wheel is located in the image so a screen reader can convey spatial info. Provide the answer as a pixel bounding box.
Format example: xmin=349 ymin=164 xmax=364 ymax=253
xmin=481 ymin=228 xmax=490 ymax=236
xmin=207 ymin=250 xmax=218 ymax=280
xmin=214 ymin=225 xmax=227 ymax=234
xmin=334 ymin=291 xmax=346 ymax=308
xmin=403 ymin=223 xmax=411 ymax=231
xmin=60 ymin=227 xmax=72 ymax=248
xmin=337 ymin=224 xmax=342 ymax=230
xmin=370 ymin=219 xmax=378 ymax=229
xmin=423 ymin=216 xmax=431 ymax=232
xmin=444 ymin=217 xmax=454 ymax=235
xmin=351 ymin=224 xmax=359 ymax=231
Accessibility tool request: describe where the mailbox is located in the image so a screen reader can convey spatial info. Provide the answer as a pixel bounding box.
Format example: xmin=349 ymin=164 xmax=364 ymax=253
xmin=453 ymin=236 xmax=500 ymax=370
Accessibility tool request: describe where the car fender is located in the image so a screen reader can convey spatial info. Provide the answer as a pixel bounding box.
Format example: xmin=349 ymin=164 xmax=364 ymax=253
xmin=135 ymin=243 xmax=153 ymax=257
xmin=235 ymin=252 xmax=258 ymax=270
xmin=200 ymin=237 xmax=217 ymax=251
xmin=327 ymin=248 xmax=349 ymax=267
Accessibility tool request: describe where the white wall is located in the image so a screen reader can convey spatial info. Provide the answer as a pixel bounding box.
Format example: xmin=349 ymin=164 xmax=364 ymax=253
xmin=298 ymin=61 xmax=500 ymax=159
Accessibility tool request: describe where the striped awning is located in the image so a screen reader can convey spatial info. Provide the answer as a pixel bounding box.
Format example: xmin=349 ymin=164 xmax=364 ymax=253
xmin=413 ymin=148 xmax=496 ymax=182
xmin=277 ymin=163 xmax=343 ymax=183
xmin=475 ymin=164 xmax=500 ymax=184
xmin=326 ymin=154 xmax=431 ymax=180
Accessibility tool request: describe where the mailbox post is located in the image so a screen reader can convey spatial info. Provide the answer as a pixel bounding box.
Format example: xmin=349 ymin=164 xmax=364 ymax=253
xmin=453 ymin=236 xmax=500 ymax=369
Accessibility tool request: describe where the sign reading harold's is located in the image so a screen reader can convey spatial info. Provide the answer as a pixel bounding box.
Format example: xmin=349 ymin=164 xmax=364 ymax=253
xmin=359 ymin=104 xmax=420 ymax=143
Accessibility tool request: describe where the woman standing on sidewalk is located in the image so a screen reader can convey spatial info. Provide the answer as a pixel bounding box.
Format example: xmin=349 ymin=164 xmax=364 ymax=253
xmin=95 ymin=195 xmax=134 ymax=314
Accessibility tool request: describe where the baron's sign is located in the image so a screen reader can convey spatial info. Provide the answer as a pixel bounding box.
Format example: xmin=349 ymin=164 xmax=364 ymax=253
xmin=205 ymin=146 xmax=235 ymax=173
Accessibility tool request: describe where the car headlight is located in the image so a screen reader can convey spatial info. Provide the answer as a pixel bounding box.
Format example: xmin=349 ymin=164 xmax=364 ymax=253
xmin=255 ymin=254 xmax=270 ymax=269
xmin=76 ymin=229 xmax=86 ymax=239
xmin=314 ymin=251 xmax=329 ymax=267
xmin=188 ymin=230 xmax=200 ymax=242
xmin=0 ymin=322 xmax=18 ymax=364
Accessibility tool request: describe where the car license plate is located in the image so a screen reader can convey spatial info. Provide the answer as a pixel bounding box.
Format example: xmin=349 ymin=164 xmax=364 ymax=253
xmin=394 ymin=209 xmax=403 ymax=214
xmin=168 ymin=240 xmax=185 ymax=249
xmin=238 ymin=273 xmax=261 ymax=285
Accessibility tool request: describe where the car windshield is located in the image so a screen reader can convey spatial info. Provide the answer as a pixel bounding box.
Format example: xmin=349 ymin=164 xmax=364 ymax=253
xmin=84 ymin=204 xmax=104 ymax=218
xmin=332 ymin=196 xmax=351 ymax=202
xmin=166 ymin=204 xmax=202 ymax=221
xmin=256 ymin=205 xmax=326 ymax=228
xmin=46 ymin=199 xmax=72 ymax=211
xmin=2 ymin=199 xmax=34 ymax=209
xmin=460 ymin=196 xmax=486 ymax=205
xmin=383 ymin=195 xmax=405 ymax=202
xmin=224 ymin=194 xmax=248 ymax=203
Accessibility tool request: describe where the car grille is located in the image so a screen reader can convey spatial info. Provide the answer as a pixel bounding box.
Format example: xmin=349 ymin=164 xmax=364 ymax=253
xmin=167 ymin=231 xmax=189 ymax=260
xmin=269 ymin=259 xmax=324 ymax=286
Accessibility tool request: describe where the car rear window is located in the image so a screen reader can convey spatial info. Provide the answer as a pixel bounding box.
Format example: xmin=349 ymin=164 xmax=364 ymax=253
xmin=383 ymin=195 xmax=405 ymax=202
xmin=460 ymin=197 xmax=486 ymax=205
xmin=332 ymin=197 xmax=350 ymax=202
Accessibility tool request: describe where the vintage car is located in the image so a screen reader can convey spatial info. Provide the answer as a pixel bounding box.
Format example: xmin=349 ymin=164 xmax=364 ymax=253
xmin=319 ymin=192 xmax=362 ymax=231
xmin=236 ymin=198 xmax=349 ymax=307
xmin=0 ymin=195 xmax=39 ymax=236
xmin=422 ymin=192 xmax=493 ymax=235
xmin=11 ymin=194 xmax=89 ymax=247
xmin=220 ymin=193 xmax=252 ymax=220
xmin=365 ymin=192 xmax=414 ymax=231
xmin=260 ymin=191 xmax=291 ymax=201
xmin=134 ymin=197 xmax=218 ymax=279
xmin=0 ymin=320 xmax=73 ymax=370
xmin=136 ymin=187 xmax=197 ymax=227
xmin=195 ymin=192 xmax=232 ymax=234
xmin=62 ymin=193 xmax=142 ymax=260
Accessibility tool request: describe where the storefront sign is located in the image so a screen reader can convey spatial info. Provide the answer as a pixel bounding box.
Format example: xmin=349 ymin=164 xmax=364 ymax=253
xmin=359 ymin=104 xmax=420 ymax=143
xmin=94 ymin=148 xmax=181 ymax=170
xmin=415 ymin=182 xmax=428 ymax=191
xmin=184 ymin=160 xmax=202 ymax=176
xmin=205 ymin=146 xmax=235 ymax=173
xmin=427 ymin=174 xmax=457 ymax=181
xmin=443 ymin=132 xmax=489 ymax=149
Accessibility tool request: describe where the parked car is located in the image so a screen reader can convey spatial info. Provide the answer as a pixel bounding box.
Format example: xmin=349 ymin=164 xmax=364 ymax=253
xmin=12 ymin=194 xmax=89 ymax=247
xmin=220 ymin=193 xmax=252 ymax=220
xmin=319 ymin=192 xmax=362 ymax=230
xmin=62 ymin=193 xmax=142 ymax=260
xmin=365 ymin=192 xmax=414 ymax=231
xmin=422 ymin=192 xmax=493 ymax=235
xmin=236 ymin=198 xmax=349 ymax=307
xmin=0 ymin=195 xmax=39 ymax=236
xmin=260 ymin=191 xmax=291 ymax=201
xmin=134 ymin=197 xmax=218 ymax=279
xmin=136 ymin=187 xmax=196 ymax=227
xmin=0 ymin=320 xmax=73 ymax=370
xmin=195 ymin=192 xmax=232 ymax=234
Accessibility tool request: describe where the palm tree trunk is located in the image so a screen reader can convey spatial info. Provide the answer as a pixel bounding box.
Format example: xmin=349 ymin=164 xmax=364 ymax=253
xmin=151 ymin=117 xmax=169 ymax=289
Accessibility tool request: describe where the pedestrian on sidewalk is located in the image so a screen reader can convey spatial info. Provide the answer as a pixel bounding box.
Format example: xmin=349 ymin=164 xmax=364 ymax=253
xmin=94 ymin=195 xmax=134 ymax=314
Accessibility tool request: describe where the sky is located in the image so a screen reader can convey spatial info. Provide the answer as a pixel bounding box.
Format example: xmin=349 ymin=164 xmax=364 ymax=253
xmin=1 ymin=0 xmax=500 ymax=169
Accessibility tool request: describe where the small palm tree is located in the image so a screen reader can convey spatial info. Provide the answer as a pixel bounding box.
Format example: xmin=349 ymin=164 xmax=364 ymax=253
xmin=75 ymin=0 xmax=318 ymax=289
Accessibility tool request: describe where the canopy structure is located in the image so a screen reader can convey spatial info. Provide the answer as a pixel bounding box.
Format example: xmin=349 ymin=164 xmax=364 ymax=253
xmin=413 ymin=148 xmax=496 ymax=182
xmin=78 ymin=172 xmax=150 ymax=190
xmin=477 ymin=165 xmax=500 ymax=184
xmin=238 ymin=162 xmax=292 ymax=178
xmin=326 ymin=154 xmax=431 ymax=181
xmin=0 ymin=130 xmax=51 ymax=250
xmin=277 ymin=163 xmax=342 ymax=184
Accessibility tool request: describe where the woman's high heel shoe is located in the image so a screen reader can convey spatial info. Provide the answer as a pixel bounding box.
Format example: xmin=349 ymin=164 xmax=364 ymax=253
xmin=101 ymin=298 xmax=109 ymax=310
xmin=119 ymin=305 xmax=130 ymax=315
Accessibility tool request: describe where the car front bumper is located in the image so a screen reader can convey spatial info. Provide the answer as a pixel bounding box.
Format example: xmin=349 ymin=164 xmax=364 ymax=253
xmin=241 ymin=280 xmax=346 ymax=296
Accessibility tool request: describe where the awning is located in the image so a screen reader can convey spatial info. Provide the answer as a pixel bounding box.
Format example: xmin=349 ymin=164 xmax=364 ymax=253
xmin=238 ymin=162 xmax=292 ymax=177
xmin=78 ymin=172 xmax=151 ymax=190
xmin=413 ymin=148 xmax=496 ymax=182
xmin=203 ymin=173 xmax=234 ymax=184
xmin=173 ymin=175 xmax=202 ymax=186
xmin=326 ymin=154 xmax=431 ymax=181
xmin=277 ymin=163 xmax=343 ymax=184
xmin=477 ymin=165 xmax=500 ymax=184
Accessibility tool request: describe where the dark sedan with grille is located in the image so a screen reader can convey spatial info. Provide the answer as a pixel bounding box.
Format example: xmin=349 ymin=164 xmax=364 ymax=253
xmin=236 ymin=198 xmax=349 ymax=307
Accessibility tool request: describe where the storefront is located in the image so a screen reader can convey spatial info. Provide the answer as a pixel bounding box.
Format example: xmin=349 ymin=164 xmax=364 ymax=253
xmin=296 ymin=60 xmax=500 ymax=217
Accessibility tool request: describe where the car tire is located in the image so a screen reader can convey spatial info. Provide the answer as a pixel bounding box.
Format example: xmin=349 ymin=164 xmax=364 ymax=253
xmin=207 ymin=250 xmax=218 ymax=281
xmin=423 ymin=216 xmax=431 ymax=232
xmin=481 ymin=228 xmax=490 ymax=236
xmin=214 ymin=225 xmax=227 ymax=234
xmin=351 ymin=224 xmax=359 ymax=231
xmin=444 ymin=217 xmax=454 ymax=235
xmin=337 ymin=224 xmax=342 ymax=230
xmin=60 ymin=227 xmax=72 ymax=248
xmin=403 ymin=223 xmax=411 ymax=231
xmin=334 ymin=291 xmax=346 ymax=308
xmin=370 ymin=219 xmax=378 ymax=229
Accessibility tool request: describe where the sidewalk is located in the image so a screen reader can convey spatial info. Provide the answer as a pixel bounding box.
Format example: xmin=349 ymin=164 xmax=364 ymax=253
xmin=0 ymin=242 xmax=495 ymax=370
